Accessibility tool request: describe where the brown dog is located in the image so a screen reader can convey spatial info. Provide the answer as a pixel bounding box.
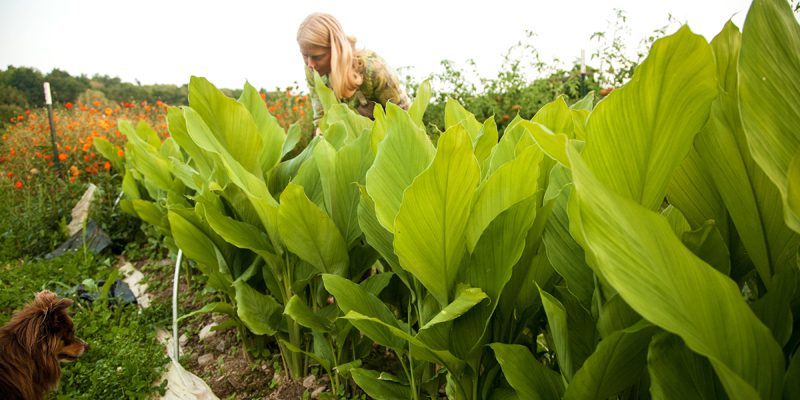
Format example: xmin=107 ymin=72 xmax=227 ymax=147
xmin=0 ymin=290 xmax=88 ymax=400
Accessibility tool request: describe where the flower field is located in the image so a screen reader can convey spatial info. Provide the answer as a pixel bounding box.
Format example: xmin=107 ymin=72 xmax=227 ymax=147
xmin=1 ymin=97 xmax=169 ymax=190
xmin=0 ymin=90 xmax=312 ymax=191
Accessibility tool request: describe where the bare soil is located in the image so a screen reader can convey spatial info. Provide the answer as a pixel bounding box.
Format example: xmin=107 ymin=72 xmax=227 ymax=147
xmin=136 ymin=258 xmax=310 ymax=400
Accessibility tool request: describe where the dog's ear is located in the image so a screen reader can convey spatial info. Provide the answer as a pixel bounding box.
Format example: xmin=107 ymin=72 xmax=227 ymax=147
xmin=35 ymin=290 xmax=58 ymax=304
xmin=34 ymin=290 xmax=72 ymax=313
xmin=51 ymin=297 xmax=73 ymax=313
xmin=32 ymin=291 xmax=74 ymax=337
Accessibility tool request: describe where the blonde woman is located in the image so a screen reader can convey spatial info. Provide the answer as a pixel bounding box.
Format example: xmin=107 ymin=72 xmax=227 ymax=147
xmin=297 ymin=13 xmax=411 ymax=133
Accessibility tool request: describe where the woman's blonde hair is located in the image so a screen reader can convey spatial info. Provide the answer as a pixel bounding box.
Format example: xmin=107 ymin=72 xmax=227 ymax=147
xmin=297 ymin=13 xmax=363 ymax=100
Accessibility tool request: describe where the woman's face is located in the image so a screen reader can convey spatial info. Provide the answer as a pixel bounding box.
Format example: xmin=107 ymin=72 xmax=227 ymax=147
xmin=300 ymin=44 xmax=331 ymax=76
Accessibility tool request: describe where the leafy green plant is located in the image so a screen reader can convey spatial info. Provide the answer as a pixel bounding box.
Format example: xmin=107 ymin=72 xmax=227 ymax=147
xmin=486 ymin=0 xmax=800 ymax=398
xmin=91 ymin=1 xmax=800 ymax=398
xmin=97 ymin=73 xmax=390 ymax=395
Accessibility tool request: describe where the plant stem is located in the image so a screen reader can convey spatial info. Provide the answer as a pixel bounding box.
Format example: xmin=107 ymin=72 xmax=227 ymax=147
xmin=395 ymin=348 xmax=419 ymax=400
xmin=405 ymin=297 xmax=419 ymax=400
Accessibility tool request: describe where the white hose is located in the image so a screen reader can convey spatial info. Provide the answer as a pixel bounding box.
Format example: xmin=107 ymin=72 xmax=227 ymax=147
xmin=172 ymin=249 xmax=183 ymax=360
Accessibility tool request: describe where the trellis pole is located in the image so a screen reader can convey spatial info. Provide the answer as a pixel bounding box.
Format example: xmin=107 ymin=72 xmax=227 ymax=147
xmin=43 ymin=82 xmax=62 ymax=175
xmin=580 ymin=49 xmax=587 ymax=97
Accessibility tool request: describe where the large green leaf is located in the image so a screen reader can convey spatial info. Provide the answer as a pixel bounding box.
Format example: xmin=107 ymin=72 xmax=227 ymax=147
xmin=693 ymin=21 xmax=799 ymax=286
xmin=187 ymin=76 xmax=263 ymax=175
xmin=542 ymin=165 xmax=594 ymax=307
xmin=365 ymin=104 xmax=435 ymax=230
xmin=284 ymin=295 xmax=334 ymax=332
xmin=342 ymin=311 xmax=464 ymax=368
xmin=581 ymin=26 xmax=717 ymax=210
xmin=281 ymin=123 xmax=302 ymax=158
xmin=278 ymin=183 xmax=349 ymax=276
xmin=530 ymin=96 xmax=576 ymax=142
xmin=750 ymin=268 xmax=797 ymax=347
xmin=200 ymin=202 xmax=274 ymax=257
xmin=490 ymin=343 xmax=564 ymax=400
xmin=487 ymin=118 xmax=533 ymax=175
xmin=332 ymin=130 xmax=375 ymax=243
xmin=465 ymin=145 xmax=541 ymax=252
xmin=237 ymin=82 xmax=285 ymax=174
xmin=131 ymin=200 xmax=167 ymax=233
xmin=356 ymin=187 xmax=410 ymax=289
xmin=394 ymin=125 xmax=480 ymax=306
xmin=445 ymin=97 xmax=483 ymax=141
xmin=182 ymin=105 xmax=281 ymax=249
xmin=596 ymin=293 xmax=641 ymax=338
xmin=92 ymin=137 xmax=124 ymax=173
xmin=451 ymin=197 xmax=538 ymax=358
xmin=167 ymin=210 xmax=232 ymax=293
xmin=474 ymin=117 xmax=499 ymax=176
xmin=351 ymin=368 xmax=412 ymax=400
xmin=563 ymin=322 xmax=656 ymax=400
xmin=648 ymin=332 xmax=725 ymax=400
xmin=785 ymin=348 xmax=800 ymax=400
xmin=667 ymin=148 xmax=728 ymax=239
xmin=322 ymin=274 xmax=407 ymax=350
xmin=568 ymin=144 xmax=784 ymax=400
xmin=527 ymin=121 xmax=570 ymax=168
xmin=120 ymin=120 xmax=173 ymax=192
xmin=408 ymin=80 xmax=431 ymax=128
xmin=233 ymin=280 xmax=282 ymax=336
xmin=739 ymin=0 xmax=800 ymax=233
xmin=313 ymin=72 xmax=337 ymax=113
xmin=166 ymin=107 xmax=214 ymax=180
xmin=420 ymin=286 xmax=487 ymax=330
xmin=539 ymin=287 xmax=596 ymax=382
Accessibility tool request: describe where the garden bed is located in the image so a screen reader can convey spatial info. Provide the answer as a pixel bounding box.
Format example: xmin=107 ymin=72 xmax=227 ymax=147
xmin=136 ymin=258 xmax=310 ymax=399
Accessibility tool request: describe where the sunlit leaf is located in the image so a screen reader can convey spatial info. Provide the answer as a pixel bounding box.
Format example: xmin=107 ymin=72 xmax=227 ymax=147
xmin=394 ymin=125 xmax=480 ymax=306
xmin=739 ymin=0 xmax=800 ymax=233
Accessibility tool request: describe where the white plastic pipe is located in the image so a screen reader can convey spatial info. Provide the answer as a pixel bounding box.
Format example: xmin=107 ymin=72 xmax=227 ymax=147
xmin=172 ymin=249 xmax=183 ymax=359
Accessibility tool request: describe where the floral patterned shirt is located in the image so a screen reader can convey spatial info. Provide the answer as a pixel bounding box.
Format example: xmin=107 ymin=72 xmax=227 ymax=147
xmin=305 ymin=50 xmax=411 ymax=127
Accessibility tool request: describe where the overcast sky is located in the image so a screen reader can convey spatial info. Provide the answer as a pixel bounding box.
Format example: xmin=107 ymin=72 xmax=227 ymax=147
xmin=1 ymin=0 xmax=752 ymax=91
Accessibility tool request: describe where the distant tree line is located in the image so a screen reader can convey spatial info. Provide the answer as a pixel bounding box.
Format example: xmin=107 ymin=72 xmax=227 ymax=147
xmin=0 ymin=65 xmax=229 ymax=126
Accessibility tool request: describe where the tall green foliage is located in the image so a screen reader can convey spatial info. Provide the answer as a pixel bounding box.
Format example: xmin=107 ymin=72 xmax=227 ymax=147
xmin=101 ymin=0 xmax=800 ymax=398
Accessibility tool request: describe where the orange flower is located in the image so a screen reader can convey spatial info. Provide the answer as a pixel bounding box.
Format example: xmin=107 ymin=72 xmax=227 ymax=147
xmin=65 ymin=102 xmax=73 ymax=109
xmin=103 ymin=161 xmax=111 ymax=170
xmin=6 ymin=171 xmax=13 ymax=178
xmin=15 ymin=181 xmax=23 ymax=189
xmin=58 ymin=153 xmax=68 ymax=161
xmin=104 ymin=107 xmax=113 ymax=116
xmin=93 ymin=100 xmax=101 ymax=108
xmin=117 ymin=149 xmax=125 ymax=158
